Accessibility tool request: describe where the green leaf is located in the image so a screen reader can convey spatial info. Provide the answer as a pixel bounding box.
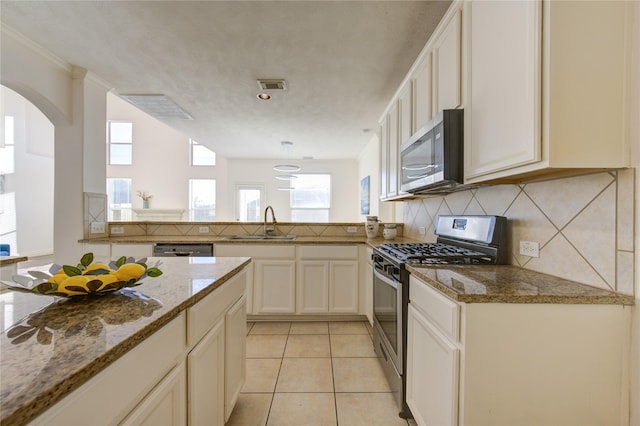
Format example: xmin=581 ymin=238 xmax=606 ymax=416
xmin=115 ymin=256 xmax=127 ymax=268
xmin=62 ymin=265 xmax=82 ymax=277
xmin=80 ymin=253 xmax=94 ymax=267
xmin=146 ymin=267 xmax=163 ymax=278
xmin=136 ymin=261 xmax=148 ymax=269
xmin=87 ymin=279 xmax=103 ymax=292
xmin=84 ymin=268 xmax=111 ymax=276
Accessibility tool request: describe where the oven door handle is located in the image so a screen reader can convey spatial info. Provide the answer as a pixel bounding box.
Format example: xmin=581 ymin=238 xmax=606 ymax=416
xmin=373 ymin=267 xmax=399 ymax=290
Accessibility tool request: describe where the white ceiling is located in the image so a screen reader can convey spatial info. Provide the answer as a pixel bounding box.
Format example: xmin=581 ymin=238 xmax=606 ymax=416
xmin=0 ymin=1 xmax=451 ymax=160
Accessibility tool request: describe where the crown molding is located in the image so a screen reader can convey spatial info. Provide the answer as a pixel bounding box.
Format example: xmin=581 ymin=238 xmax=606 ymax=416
xmin=1 ymin=24 xmax=72 ymax=73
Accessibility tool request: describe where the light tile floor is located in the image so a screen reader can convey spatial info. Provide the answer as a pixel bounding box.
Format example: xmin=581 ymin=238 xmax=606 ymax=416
xmin=226 ymin=321 xmax=414 ymax=426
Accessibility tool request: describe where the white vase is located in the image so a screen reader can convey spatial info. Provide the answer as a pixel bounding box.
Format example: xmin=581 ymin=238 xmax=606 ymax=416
xmin=365 ymin=216 xmax=379 ymax=239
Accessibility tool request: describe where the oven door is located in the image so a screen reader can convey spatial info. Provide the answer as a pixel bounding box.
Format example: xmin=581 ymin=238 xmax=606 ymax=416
xmin=373 ymin=263 xmax=403 ymax=374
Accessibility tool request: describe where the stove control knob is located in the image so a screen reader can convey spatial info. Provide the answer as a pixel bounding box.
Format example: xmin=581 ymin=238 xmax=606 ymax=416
xmin=384 ymin=264 xmax=400 ymax=275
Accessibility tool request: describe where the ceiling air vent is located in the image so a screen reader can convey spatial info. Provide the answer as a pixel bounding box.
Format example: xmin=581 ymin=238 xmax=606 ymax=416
xmin=257 ymin=79 xmax=287 ymax=91
xmin=119 ymin=94 xmax=193 ymax=120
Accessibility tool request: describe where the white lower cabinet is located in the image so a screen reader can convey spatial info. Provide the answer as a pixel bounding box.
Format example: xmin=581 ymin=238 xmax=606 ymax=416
xmin=297 ymin=246 xmax=359 ymax=314
xmin=224 ymin=295 xmax=247 ymax=421
xmin=255 ymin=259 xmax=296 ymax=313
xmin=214 ymin=244 xmax=296 ymax=315
xmin=407 ymin=276 xmax=631 ymax=426
xmin=31 ymin=268 xmax=248 ymax=426
xmin=30 ymin=314 xmax=187 ymax=426
xmin=407 ymin=304 xmax=459 ymax=426
xmin=187 ymin=319 xmax=225 ymax=426
xmin=122 ymin=362 xmax=187 ymax=426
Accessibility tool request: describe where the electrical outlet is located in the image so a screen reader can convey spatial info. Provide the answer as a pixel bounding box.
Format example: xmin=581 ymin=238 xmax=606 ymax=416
xmin=419 ymin=227 xmax=426 ymax=235
xmin=198 ymin=226 xmax=210 ymax=234
xmin=111 ymin=226 xmax=124 ymax=235
xmin=519 ymin=241 xmax=540 ymax=257
xmin=347 ymin=226 xmax=357 ymax=233
xmin=90 ymin=221 xmax=106 ymax=234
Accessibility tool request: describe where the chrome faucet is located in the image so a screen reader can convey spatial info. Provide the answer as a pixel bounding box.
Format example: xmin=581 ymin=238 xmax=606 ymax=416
xmin=264 ymin=205 xmax=277 ymax=235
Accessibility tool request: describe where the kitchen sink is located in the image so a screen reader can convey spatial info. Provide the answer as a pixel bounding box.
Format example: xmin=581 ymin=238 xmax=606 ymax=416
xmin=224 ymin=235 xmax=296 ymax=241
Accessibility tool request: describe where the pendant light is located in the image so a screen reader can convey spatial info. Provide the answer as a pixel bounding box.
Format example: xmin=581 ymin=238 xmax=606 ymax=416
xmin=273 ymin=141 xmax=301 ymax=172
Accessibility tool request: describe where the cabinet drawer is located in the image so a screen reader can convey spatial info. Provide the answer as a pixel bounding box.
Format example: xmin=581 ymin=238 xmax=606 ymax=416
xmin=298 ymin=245 xmax=358 ymax=260
xmin=409 ymin=276 xmax=460 ymax=342
xmin=215 ymin=244 xmax=295 ymax=259
xmin=187 ymin=269 xmax=246 ymax=347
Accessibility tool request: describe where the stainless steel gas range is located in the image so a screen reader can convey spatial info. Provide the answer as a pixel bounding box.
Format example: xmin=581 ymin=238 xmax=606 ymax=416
xmin=371 ymin=215 xmax=508 ymax=419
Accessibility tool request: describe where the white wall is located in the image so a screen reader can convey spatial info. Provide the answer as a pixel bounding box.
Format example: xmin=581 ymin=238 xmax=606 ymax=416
xmin=107 ymin=93 xmax=229 ymax=216
xmin=0 ymin=86 xmax=54 ymax=257
xmin=225 ymin=158 xmax=359 ymax=222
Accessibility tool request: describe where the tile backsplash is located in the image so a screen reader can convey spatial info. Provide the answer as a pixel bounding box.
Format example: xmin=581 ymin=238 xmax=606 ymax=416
xmin=403 ymin=169 xmax=635 ymax=295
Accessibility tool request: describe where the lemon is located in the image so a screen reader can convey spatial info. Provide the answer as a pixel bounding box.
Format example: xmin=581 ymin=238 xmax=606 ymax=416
xmin=115 ymin=263 xmax=146 ymax=281
xmin=83 ymin=263 xmax=112 ymax=274
xmin=48 ymin=273 xmax=69 ymax=285
xmin=58 ymin=275 xmax=90 ymax=295
xmin=91 ymin=274 xmax=119 ymax=290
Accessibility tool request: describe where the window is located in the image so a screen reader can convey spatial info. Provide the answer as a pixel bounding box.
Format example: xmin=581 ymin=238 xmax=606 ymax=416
xmin=108 ymin=121 xmax=133 ymax=165
xmin=1 ymin=116 xmax=15 ymax=174
xmin=189 ymin=179 xmax=216 ymax=221
xmin=290 ymin=174 xmax=331 ymax=222
xmin=236 ymin=184 xmax=264 ymax=222
xmin=107 ymin=178 xmax=132 ymax=220
xmin=190 ymin=139 xmax=216 ymax=166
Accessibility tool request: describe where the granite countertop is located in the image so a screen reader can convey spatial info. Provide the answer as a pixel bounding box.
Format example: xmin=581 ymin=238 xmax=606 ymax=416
xmin=0 ymin=256 xmax=29 ymax=267
xmin=0 ymin=256 xmax=251 ymax=426
xmin=407 ymin=264 xmax=634 ymax=305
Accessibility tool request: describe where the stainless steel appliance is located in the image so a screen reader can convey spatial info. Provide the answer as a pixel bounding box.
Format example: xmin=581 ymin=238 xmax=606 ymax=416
xmin=152 ymin=243 xmax=213 ymax=257
xmin=400 ymin=109 xmax=466 ymax=195
xmin=372 ymin=215 xmax=507 ymax=418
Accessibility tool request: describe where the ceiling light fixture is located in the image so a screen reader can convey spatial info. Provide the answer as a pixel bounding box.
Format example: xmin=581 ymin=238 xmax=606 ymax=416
xmin=275 ymin=174 xmax=298 ymax=181
xmin=256 ymin=93 xmax=271 ymax=100
xmin=273 ymin=141 xmax=301 ymax=172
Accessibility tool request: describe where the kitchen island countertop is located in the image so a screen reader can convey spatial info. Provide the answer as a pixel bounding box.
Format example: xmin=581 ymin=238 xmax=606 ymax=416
xmin=0 ymin=256 xmax=251 ymax=426
xmin=408 ymin=264 xmax=634 ymax=305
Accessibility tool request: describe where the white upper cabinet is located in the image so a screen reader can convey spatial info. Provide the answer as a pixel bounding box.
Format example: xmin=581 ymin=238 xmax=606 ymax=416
xmin=411 ymin=53 xmax=433 ymax=134
xmin=465 ymin=0 xmax=631 ymax=183
xmin=466 ymin=0 xmax=541 ymax=178
xmin=433 ymin=7 xmax=462 ymax=113
xmin=378 ymin=1 xmax=463 ymax=201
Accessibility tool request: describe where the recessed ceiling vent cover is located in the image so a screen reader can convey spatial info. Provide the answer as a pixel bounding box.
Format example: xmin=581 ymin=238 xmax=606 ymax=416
xmin=119 ymin=94 xmax=193 ymax=120
xmin=257 ymin=79 xmax=287 ymax=91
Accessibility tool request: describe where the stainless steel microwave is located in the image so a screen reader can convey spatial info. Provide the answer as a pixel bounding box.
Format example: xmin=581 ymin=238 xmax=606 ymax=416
xmin=400 ymin=109 xmax=465 ymax=194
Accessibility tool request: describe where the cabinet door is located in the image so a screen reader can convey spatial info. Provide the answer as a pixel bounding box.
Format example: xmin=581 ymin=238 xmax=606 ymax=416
xmin=398 ymin=81 xmax=413 ymax=146
xmin=121 ymin=362 xmax=187 ymax=426
xmin=406 ymin=304 xmax=459 ymax=426
xmin=433 ymin=7 xmax=462 ymax=112
xmin=412 ymin=53 xmax=432 ymax=134
xmin=379 ymin=117 xmax=389 ymax=200
xmin=254 ymin=260 xmax=296 ymax=313
xmin=329 ymin=261 xmax=358 ymax=313
xmin=225 ymin=296 xmax=247 ymax=421
xmin=187 ymin=319 xmax=225 ymax=426
xmin=387 ymin=103 xmax=399 ymax=198
xmin=466 ymin=0 xmax=541 ymax=178
xmin=297 ymin=261 xmax=330 ymax=313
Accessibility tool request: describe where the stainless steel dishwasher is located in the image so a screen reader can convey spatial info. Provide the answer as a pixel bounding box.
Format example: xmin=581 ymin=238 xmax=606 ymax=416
xmin=152 ymin=243 xmax=214 ymax=257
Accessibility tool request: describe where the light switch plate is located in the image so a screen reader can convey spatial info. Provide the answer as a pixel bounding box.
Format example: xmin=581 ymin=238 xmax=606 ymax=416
xmin=419 ymin=227 xmax=426 ymax=235
xmin=90 ymin=221 xmax=106 ymax=234
xmin=111 ymin=226 xmax=124 ymax=235
xmin=198 ymin=226 xmax=210 ymax=234
xmin=347 ymin=226 xmax=357 ymax=233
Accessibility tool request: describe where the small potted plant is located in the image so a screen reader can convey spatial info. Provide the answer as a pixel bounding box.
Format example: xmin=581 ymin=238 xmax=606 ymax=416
xmin=137 ymin=190 xmax=152 ymax=209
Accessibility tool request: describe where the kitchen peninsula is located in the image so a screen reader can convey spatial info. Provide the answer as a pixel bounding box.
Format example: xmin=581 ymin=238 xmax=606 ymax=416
xmin=0 ymin=256 xmax=251 ymax=426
